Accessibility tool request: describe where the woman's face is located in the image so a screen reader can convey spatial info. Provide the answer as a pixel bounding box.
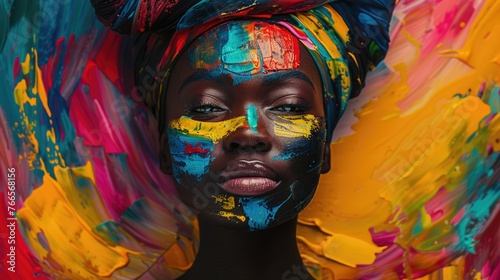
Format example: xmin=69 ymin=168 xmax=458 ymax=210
xmin=162 ymin=21 xmax=330 ymax=231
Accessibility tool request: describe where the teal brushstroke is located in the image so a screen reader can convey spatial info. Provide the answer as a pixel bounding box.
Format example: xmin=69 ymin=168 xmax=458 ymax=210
xmin=239 ymin=181 xmax=317 ymax=231
xmin=188 ymin=21 xmax=265 ymax=85
xmin=167 ymin=128 xmax=213 ymax=183
xmin=1 ymin=0 xmax=104 ymax=180
xmin=246 ymin=105 xmax=258 ymax=134
xmin=412 ymin=213 xmax=423 ymax=235
xmin=240 ymin=192 xmax=291 ymax=231
xmin=222 ymin=23 xmax=255 ymax=74
xmin=95 ymin=221 xmax=123 ymax=245
xmin=455 ymin=150 xmax=500 ymax=253
xmin=489 ymin=86 xmax=499 ymax=113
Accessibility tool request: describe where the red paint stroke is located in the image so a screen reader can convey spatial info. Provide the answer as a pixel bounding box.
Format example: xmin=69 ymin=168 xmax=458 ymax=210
xmin=13 ymin=56 xmax=20 ymax=79
xmin=93 ymin=31 xmax=123 ymax=92
xmin=451 ymin=207 xmax=465 ymax=226
xmin=464 ymin=203 xmax=500 ymax=279
xmin=369 ymin=227 xmax=399 ymax=247
xmin=424 ymin=186 xmax=448 ymax=223
xmin=184 ymin=143 xmax=210 ymax=154
xmin=255 ymin=23 xmax=301 ymax=71
xmin=0 ymin=193 xmax=48 ymax=280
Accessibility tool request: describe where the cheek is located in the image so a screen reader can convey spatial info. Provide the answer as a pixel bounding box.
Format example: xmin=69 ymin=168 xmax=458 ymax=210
xmin=167 ymin=116 xmax=247 ymax=183
xmin=272 ymin=115 xmax=326 ymax=167
xmin=168 ymin=131 xmax=214 ymax=182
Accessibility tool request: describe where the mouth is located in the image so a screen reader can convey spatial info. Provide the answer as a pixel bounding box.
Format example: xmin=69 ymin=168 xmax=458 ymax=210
xmin=217 ymin=160 xmax=280 ymax=196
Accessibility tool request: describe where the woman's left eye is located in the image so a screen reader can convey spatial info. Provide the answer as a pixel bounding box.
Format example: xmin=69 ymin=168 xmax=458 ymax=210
xmin=270 ymin=104 xmax=309 ymax=113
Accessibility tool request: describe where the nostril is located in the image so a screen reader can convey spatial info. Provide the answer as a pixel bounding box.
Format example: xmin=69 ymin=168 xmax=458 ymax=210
xmin=255 ymin=142 xmax=268 ymax=152
xmin=227 ymin=141 xmax=269 ymax=152
xmin=224 ymin=129 xmax=272 ymax=152
xmin=229 ymin=143 xmax=240 ymax=150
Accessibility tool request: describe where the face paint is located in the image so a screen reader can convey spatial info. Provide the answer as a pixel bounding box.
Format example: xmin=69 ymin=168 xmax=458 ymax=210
xmin=167 ymin=106 xmax=326 ymax=229
xmin=273 ymin=115 xmax=326 ymax=161
xmin=169 ymin=116 xmax=246 ymax=143
xmin=273 ymin=114 xmax=321 ymax=138
xmin=189 ymin=21 xmax=300 ymax=84
xmin=167 ymin=116 xmax=247 ymax=182
xmin=164 ymin=19 xmax=328 ymax=233
xmin=246 ymin=105 xmax=259 ymax=134
xmin=240 ymin=193 xmax=291 ymax=230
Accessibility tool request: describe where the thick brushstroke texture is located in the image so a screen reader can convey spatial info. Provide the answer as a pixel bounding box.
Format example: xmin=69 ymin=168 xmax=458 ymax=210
xmin=166 ymin=103 xmax=324 ymax=231
xmin=240 ymin=192 xmax=291 ymax=231
xmin=1 ymin=1 xmax=195 ymax=279
xmin=0 ymin=1 xmax=499 ymax=280
xmin=188 ymin=22 xmax=301 ymax=85
xmin=167 ymin=116 xmax=247 ymax=182
xmin=298 ymin=0 xmax=500 ymax=279
xmin=121 ymin=0 xmax=393 ymax=142
xmin=168 ymin=116 xmax=247 ymax=143
xmin=273 ymin=114 xmax=321 ymax=138
xmin=240 ymin=180 xmax=317 ymax=231
xmin=246 ymin=105 xmax=259 ymax=134
xmin=272 ymin=115 xmax=324 ymax=161
xmin=167 ymin=132 xmax=214 ymax=182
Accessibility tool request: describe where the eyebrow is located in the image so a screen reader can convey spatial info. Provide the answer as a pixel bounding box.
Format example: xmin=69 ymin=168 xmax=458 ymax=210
xmin=179 ymin=69 xmax=315 ymax=91
xmin=179 ymin=70 xmax=227 ymax=91
xmin=261 ymin=70 xmax=314 ymax=88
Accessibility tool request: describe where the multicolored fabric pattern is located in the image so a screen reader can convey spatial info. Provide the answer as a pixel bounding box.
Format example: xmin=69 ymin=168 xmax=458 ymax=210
xmin=90 ymin=0 xmax=394 ymax=141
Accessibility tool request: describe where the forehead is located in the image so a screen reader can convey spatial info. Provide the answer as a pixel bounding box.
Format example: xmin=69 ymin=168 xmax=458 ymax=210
xmin=187 ymin=21 xmax=301 ymax=78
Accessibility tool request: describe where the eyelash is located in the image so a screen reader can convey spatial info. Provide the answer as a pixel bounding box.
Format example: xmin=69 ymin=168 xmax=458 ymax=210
xmin=185 ymin=101 xmax=310 ymax=116
xmin=270 ymin=102 xmax=309 ymax=113
xmin=185 ymin=102 xmax=225 ymax=115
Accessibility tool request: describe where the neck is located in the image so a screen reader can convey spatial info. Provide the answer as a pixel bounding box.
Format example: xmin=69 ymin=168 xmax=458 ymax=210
xmin=177 ymin=215 xmax=312 ymax=280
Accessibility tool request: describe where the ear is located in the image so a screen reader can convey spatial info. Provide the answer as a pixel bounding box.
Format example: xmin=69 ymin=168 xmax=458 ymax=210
xmin=320 ymin=144 xmax=331 ymax=174
xmin=159 ymin=132 xmax=173 ymax=175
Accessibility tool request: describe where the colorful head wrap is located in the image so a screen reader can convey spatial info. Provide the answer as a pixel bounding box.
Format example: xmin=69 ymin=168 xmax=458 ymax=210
xmin=90 ymin=0 xmax=394 ymax=142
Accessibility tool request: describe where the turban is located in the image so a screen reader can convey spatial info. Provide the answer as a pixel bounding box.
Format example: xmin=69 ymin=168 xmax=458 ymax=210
xmin=90 ymin=0 xmax=395 ymax=142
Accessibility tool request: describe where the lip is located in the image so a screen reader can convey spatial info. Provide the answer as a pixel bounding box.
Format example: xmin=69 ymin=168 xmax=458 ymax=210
xmin=217 ymin=160 xmax=280 ymax=196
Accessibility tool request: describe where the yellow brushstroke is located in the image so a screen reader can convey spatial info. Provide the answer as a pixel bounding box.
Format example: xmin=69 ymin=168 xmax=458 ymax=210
xmin=33 ymin=49 xmax=51 ymax=118
xmin=21 ymin=53 xmax=30 ymax=74
xmin=294 ymin=5 xmax=351 ymax=100
xmin=297 ymin=234 xmax=385 ymax=268
xmin=294 ymin=5 xmax=347 ymax=60
xmin=297 ymin=0 xmax=500 ymax=278
xmin=219 ymin=211 xmax=246 ymax=222
xmin=14 ymin=79 xmax=36 ymax=110
xmin=169 ymin=116 xmax=246 ymax=143
xmin=213 ymin=195 xmax=236 ymax=210
xmin=321 ymin=234 xmax=386 ymax=267
xmin=16 ymin=161 xmax=179 ymax=279
xmin=274 ymin=114 xmax=320 ymax=138
xmin=46 ymin=127 xmax=56 ymax=143
xmin=17 ymin=169 xmax=134 ymax=279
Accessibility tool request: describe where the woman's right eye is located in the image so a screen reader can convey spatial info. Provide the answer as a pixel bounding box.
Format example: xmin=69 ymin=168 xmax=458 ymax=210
xmin=186 ymin=104 xmax=226 ymax=115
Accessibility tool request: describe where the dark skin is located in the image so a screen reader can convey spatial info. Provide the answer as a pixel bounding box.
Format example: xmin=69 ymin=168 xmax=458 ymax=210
xmin=160 ymin=21 xmax=330 ymax=280
xmin=179 ymin=216 xmax=311 ymax=280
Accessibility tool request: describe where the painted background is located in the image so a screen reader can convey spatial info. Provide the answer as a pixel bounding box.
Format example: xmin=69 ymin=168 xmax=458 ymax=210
xmin=0 ymin=0 xmax=499 ymax=279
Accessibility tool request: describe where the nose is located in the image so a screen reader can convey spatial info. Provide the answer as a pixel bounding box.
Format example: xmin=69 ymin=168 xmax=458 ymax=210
xmin=222 ymin=121 xmax=272 ymax=153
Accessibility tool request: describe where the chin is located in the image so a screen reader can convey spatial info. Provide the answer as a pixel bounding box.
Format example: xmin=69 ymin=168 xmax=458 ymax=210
xmin=176 ymin=176 xmax=320 ymax=231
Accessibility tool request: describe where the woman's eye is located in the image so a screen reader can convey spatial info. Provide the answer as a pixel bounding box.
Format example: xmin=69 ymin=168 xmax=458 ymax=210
xmin=271 ymin=104 xmax=309 ymax=113
xmin=187 ymin=104 xmax=225 ymax=114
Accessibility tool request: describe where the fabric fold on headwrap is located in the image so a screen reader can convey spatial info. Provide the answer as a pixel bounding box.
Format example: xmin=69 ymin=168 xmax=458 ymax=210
xmin=90 ymin=0 xmax=395 ymax=142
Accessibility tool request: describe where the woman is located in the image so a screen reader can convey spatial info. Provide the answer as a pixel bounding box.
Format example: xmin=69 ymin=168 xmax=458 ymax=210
xmin=90 ymin=0 xmax=394 ymax=279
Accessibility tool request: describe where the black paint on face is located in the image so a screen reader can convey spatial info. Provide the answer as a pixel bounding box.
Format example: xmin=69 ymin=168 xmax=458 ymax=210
xmin=161 ymin=21 xmax=329 ymax=230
